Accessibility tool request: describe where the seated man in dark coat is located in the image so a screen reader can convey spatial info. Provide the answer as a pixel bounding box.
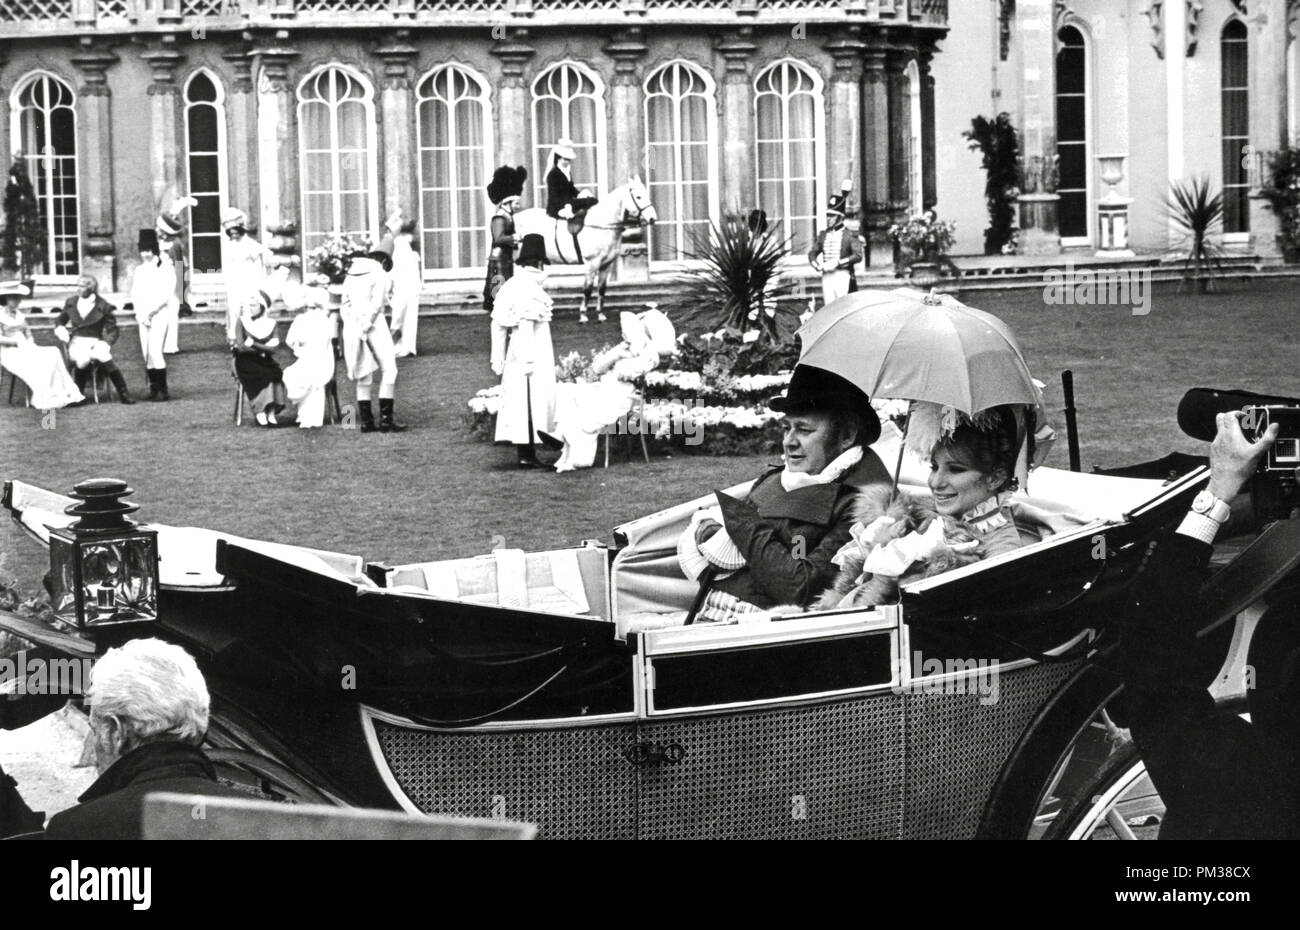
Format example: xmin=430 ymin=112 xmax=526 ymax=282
xmin=45 ymin=638 xmax=244 ymax=840
xmin=53 ymin=275 xmax=134 ymax=404
xmin=678 ymin=365 xmax=894 ymax=623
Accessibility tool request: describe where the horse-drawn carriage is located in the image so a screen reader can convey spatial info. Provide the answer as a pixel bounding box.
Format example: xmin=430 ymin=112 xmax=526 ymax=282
xmin=5 ymin=399 xmax=1296 ymax=839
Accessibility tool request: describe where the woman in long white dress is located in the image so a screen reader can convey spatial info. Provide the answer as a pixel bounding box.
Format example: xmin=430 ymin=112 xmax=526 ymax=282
xmin=0 ymin=282 xmax=83 ymax=410
xmin=281 ymin=286 xmax=337 ymax=429
xmin=490 ymin=234 xmax=556 ymax=468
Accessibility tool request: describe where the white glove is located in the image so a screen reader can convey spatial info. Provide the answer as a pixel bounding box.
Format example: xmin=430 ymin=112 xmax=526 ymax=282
xmin=558 ymin=205 xmax=574 ymax=219
xmin=491 ymin=361 xmax=504 ymax=377
xmin=54 ymin=325 xmax=70 ymax=343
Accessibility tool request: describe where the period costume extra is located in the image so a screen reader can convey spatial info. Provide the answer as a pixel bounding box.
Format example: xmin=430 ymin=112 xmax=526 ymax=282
xmin=44 ymin=741 xmax=246 ymax=840
xmin=131 ymin=227 xmax=176 ymax=400
xmin=0 ymin=293 xmax=83 ymax=409
xmin=490 ymin=241 xmax=556 ymax=449
xmin=809 ymin=192 xmax=863 ymax=305
xmin=220 ymin=206 xmax=273 ymax=343
xmin=484 ymin=165 xmax=528 ymax=313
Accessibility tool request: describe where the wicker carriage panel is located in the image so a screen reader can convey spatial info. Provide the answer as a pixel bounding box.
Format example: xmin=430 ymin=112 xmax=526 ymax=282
xmin=636 ymin=694 xmax=906 ymax=840
xmin=372 ymin=719 xmax=638 ymax=840
xmin=902 ymin=660 xmax=1080 ymax=839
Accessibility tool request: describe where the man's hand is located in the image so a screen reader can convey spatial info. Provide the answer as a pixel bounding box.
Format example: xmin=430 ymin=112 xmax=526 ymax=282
xmin=1208 ymin=410 xmax=1278 ymax=502
xmin=53 ymin=325 xmax=70 ymax=343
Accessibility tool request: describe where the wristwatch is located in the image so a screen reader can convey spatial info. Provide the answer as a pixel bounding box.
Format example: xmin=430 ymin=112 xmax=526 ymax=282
xmin=1191 ymin=490 xmax=1231 ymax=524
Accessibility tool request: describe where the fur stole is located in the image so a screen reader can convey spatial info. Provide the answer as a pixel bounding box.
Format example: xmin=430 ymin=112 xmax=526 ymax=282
xmin=813 ymin=487 xmax=983 ymax=611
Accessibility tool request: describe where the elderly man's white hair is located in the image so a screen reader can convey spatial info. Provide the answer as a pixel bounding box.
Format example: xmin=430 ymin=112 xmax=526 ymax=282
xmin=88 ymin=638 xmax=210 ymax=749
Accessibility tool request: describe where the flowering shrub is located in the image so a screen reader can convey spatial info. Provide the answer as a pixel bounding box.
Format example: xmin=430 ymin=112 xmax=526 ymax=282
xmin=889 ymin=211 xmax=956 ymax=261
xmin=645 ymin=369 xmax=790 ymax=406
xmin=308 ymin=232 xmax=372 ymax=284
xmin=554 ymin=349 xmax=610 ymax=384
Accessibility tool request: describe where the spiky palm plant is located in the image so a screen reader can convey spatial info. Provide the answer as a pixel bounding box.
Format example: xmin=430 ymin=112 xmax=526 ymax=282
xmin=684 ymin=213 xmax=791 ymax=343
xmin=3 ymin=158 xmax=45 ymax=282
xmin=1166 ymin=175 xmax=1224 ymax=294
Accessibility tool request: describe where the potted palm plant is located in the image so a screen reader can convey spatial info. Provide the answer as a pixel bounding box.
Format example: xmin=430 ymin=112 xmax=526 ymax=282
xmin=888 ymin=210 xmax=958 ymax=285
xmin=1165 ymin=175 xmax=1224 ymax=294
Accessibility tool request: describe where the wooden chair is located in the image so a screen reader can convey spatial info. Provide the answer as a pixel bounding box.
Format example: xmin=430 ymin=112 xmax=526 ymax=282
xmin=602 ymin=376 xmax=651 ymax=467
xmin=233 ymin=356 xmax=343 ymax=427
xmin=3 ymin=367 xmax=32 ymax=407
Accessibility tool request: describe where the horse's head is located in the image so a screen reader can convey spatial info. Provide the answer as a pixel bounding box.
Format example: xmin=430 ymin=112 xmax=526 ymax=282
xmin=621 ymin=175 xmax=658 ymax=227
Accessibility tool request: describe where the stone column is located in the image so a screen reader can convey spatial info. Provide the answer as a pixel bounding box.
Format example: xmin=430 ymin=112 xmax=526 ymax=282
xmin=1248 ymin=0 xmax=1289 ymax=258
xmin=605 ymin=28 xmax=649 ymax=282
xmin=222 ymin=46 xmax=260 ymax=232
xmin=919 ymin=47 xmax=937 ymax=211
xmin=716 ymin=29 xmax=757 ymax=215
xmin=375 ymin=32 xmax=418 ymax=225
xmin=1014 ymin=0 xmax=1060 ymax=256
xmin=825 ymin=32 xmax=866 ymax=208
xmin=141 ymin=37 xmax=185 ymax=213
xmin=861 ymin=38 xmax=892 ymax=267
xmin=0 ymin=44 xmax=10 ymax=179
xmin=70 ymin=38 xmax=120 ymax=290
xmin=253 ymin=35 xmax=301 ymax=274
xmin=490 ymin=33 xmax=536 ymax=177
xmin=886 ymin=49 xmax=913 ymax=222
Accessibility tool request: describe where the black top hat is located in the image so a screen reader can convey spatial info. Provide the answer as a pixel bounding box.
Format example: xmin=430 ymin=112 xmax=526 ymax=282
xmin=138 ymin=228 xmax=160 ymax=254
xmin=517 ymin=233 xmax=547 ymax=267
xmin=368 ymin=235 xmax=395 ymax=272
xmin=769 ymin=365 xmax=881 ymax=445
xmin=747 ymin=209 xmax=769 ymax=234
xmin=487 ymin=165 xmax=529 ymax=206
xmin=826 ymin=193 xmax=848 ymax=217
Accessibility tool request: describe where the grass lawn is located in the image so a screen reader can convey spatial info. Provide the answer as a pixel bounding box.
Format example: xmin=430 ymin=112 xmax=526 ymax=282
xmin=2 ymin=276 xmax=1297 ymax=597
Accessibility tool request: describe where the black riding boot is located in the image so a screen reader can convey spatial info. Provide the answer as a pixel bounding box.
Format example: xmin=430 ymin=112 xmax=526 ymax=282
xmin=145 ymin=369 xmax=160 ymax=401
xmin=156 ymin=368 xmax=170 ymax=402
xmin=357 ymin=399 xmax=377 ymax=433
xmin=71 ymin=367 xmax=89 ymax=405
xmin=378 ymin=398 xmax=407 ymax=433
xmin=104 ymin=364 xmax=135 ymax=405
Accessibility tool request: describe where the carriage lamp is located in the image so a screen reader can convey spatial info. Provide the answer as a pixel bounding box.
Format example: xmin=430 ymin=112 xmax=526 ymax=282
xmin=47 ymin=479 xmax=159 ymax=632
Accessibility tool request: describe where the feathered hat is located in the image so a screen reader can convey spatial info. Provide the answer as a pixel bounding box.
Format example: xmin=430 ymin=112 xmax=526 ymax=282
xmin=826 ymin=178 xmax=854 ymax=218
xmin=550 ymin=138 xmax=577 ymax=162
xmin=486 ymin=165 xmax=528 ymax=206
xmin=156 ymin=195 xmax=198 ymax=237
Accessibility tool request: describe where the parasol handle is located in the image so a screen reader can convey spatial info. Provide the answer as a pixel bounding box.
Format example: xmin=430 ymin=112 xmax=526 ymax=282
xmin=1062 ymin=370 xmax=1081 ymax=472
xmin=893 ymin=411 xmax=910 ymax=488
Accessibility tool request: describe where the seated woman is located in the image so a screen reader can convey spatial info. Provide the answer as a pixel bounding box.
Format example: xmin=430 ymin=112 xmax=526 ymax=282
xmin=232 ymin=289 xmax=288 ymax=427
xmin=819 ymin=405 xmax=1024 ymax=610
xmin=543 ymin=307 xmax=676 ymax=473
xmin=281 ymin=285 xmax=336 ymax=429
xmin=676 ymin=365 xmax=894 ymax=624
xmin=0 ymin=281 xmax=83 ymax=410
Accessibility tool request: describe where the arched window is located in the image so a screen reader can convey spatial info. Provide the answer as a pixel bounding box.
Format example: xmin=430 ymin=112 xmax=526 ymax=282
xmin=297 ymin=65 xmax=379 ymax=255
xmin=531 ymin=62 xmax=607 ymax=208
xmin=1222 ymin=19 xmax=1250 ymax=234
xmin=11 ymin=73 xmax=79 ymax=277
xmin=1055 ymin=25 xmax=1090 ymax=242
xmin=906 ymin=59 xmax=923 ymax=214
xmin=754 ymin=60 xmax=824 ymax=253
xmin=417 ymin=65 xmax=492 ymax=272
xmin=184 ymin=71 xmax=228 ymax=275
xmin=644 ymin=61 xmax=718 ymax=262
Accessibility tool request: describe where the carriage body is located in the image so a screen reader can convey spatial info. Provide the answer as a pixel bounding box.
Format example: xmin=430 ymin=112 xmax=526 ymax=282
xmin=5 ymin=431 xmax=1284 ymax=839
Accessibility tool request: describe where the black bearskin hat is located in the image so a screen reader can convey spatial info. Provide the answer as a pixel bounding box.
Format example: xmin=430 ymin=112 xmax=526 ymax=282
xmin=486 ymin=165 xmax=528 ymax=205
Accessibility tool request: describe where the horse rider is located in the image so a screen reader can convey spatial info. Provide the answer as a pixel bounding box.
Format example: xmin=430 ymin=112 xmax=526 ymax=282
xmin=546 ymin=138 xmax=599 ymax=244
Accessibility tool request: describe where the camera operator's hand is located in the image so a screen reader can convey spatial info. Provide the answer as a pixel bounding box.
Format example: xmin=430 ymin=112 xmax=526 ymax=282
xmin=1208 ymin=411 xmax=1278 ymax=502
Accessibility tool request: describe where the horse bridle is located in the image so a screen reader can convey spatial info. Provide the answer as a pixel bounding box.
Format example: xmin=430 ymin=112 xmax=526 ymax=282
xmin=582 ymin=187 xmax=652 ymax=231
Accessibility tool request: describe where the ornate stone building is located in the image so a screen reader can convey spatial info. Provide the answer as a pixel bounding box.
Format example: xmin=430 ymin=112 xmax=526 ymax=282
xmin=0 ymin=0 xmax=948 ymax=291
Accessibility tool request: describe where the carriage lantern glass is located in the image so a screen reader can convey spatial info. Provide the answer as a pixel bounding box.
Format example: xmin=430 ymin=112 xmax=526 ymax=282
xmin=47 ymin=479 xmax=159 ymax=631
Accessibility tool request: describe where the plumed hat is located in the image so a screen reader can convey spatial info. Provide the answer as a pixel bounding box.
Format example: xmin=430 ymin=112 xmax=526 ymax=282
xmin=486 ymin=165 xmax=528 ymax=206
xmin=156 ymin=196 xmax=198 ymax=237
xmin=138 ymin=228 xmax=160 ymax=254
xmin=221 ymin=207 xmax=248 ymax=232
xmin=550 ymin=138 xmax=577 ymax=162
xmin=0 ymin=280 xmax=31 ymax=298
xmin=516 ymin=233 xmax=547 ymax=267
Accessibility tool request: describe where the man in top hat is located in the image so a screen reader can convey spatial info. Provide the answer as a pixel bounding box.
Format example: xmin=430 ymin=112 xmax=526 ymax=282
xmin=340 ymin=236 xmax=406 ymax=433
xmin=129 ymin=228 xmax=177 ymax=401
xmin=490 ymin=233 xmax=556 ymax=468
xmin=808 ymin=182 xmax=864 ymax=306
xmin=155 ymin=196 xmax=197 ymax=353
xmin=484 ymin=165 xmax=528 ymax=313
xmin=54 ymin=275 xmax=135 ymax=404
xmin=220 ymin=207 xmax=273 ymax=344
xmin=384 ymin=210 xmax=422 ymax=358
xmin=545 ymin=139 xmax=599 ymax=234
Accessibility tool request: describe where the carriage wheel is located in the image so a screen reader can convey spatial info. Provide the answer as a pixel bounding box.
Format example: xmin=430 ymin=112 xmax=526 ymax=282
xmin=1040 ymin=742 xmax=1164 ymax=840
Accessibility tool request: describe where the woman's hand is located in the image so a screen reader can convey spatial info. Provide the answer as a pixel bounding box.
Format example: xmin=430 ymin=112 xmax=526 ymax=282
xmin=1208 ymin=411 xmax=1278 ymax=502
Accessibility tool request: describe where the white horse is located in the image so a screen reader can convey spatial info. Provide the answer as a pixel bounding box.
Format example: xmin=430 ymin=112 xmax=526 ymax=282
xmin=514 ymin=176 xmax=657 ymax=324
